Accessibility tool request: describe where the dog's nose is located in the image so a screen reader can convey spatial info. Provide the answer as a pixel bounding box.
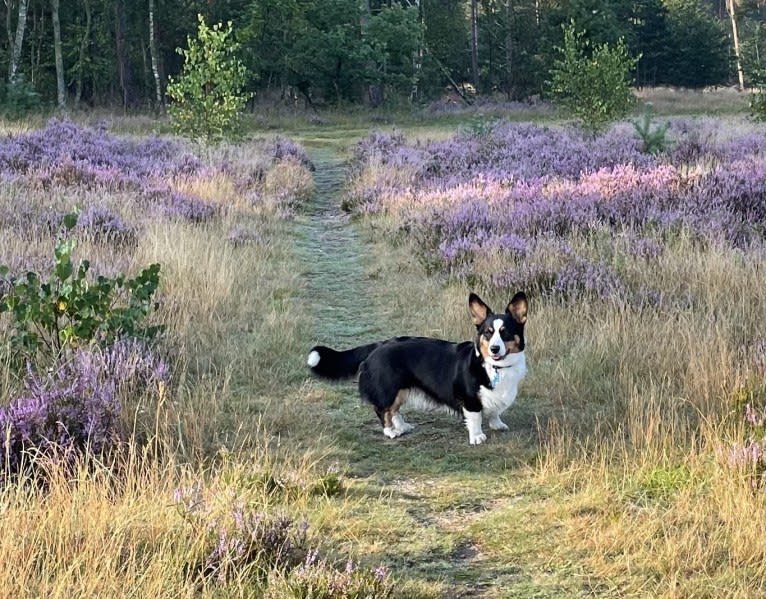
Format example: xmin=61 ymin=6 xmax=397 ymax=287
xmin=490 ymin=345 xmax=501 ymax=354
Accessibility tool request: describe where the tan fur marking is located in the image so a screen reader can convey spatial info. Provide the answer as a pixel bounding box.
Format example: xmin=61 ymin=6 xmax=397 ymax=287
xmin=384 ymin=389 xmax=410 ymax=428
xmin=478 ymin=335 xmax=492 ymax=359
xmin=504 ymin=334 xmax=522 ymax=354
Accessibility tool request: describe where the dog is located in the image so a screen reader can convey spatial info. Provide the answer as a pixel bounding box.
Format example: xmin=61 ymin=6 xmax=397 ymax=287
xmin=307 ymin=292 xmax=528 ymax=445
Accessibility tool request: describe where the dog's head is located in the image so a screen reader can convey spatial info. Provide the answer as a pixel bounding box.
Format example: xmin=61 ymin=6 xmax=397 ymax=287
xmin=468 ymin=291 xmax=528 ymax=364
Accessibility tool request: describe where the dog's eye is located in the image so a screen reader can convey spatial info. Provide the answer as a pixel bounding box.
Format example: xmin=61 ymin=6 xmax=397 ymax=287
xmin=499 ymin=326 xmax=505 ymax=333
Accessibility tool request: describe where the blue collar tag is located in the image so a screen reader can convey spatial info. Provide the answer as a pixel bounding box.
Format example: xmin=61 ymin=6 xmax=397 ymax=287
xmin=491 ymin=367 xmax=501 ymax=389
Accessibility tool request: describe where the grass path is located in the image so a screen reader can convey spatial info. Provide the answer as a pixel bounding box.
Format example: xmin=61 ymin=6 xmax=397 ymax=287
xmin=285 ymin=142 xmax=591 ymax=598
xmin=294 ymin=146 xmax=387 ymax=345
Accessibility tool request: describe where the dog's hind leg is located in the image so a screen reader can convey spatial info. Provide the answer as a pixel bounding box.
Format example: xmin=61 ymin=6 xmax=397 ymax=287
xmin=382 ymin=389 xmax=415 ymax=438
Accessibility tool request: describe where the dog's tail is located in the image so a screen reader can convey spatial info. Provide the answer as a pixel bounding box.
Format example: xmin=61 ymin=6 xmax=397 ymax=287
xmin=307 ymin=342 xmax=383 ymax=380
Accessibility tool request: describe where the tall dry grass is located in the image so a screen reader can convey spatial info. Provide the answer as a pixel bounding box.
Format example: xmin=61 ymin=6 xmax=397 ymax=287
xmin=0 ymin=129 xmax=331 ymax=597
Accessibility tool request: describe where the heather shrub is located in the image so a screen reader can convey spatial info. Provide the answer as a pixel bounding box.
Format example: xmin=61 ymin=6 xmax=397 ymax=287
xmin=267 ymin=550 xmax=394 ymax=599
xmin=174 ymin=485 xmax=308 ymax=586
xmin=348 ymin=121 xmax=766 ymax=304
xmin=718 ymin=340 xmax=766 ymax=490
xmin=166 ymin=15 xmax=252 ymax=143
xmin=0 ymin=340 xmax=168 ymax=478
xmin=547 ymin=22 xmax=639 ymax=133
xmin=0 ymin=213 xmax=163 ymax=364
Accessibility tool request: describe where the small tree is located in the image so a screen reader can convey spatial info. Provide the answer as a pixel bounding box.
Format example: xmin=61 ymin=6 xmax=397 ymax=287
xmin=547 ymin=22 xmax=639 ymax=133
xmin=166 ymin=15 xmax=251 ymax=143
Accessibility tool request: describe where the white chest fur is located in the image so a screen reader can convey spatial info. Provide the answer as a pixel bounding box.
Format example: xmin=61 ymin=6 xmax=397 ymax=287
xmin=478 ymin=352 xmax=527 ymax=417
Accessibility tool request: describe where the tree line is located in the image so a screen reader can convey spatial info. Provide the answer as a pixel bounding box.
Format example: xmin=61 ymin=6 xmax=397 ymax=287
xmin=1 ymin=0 xmax=764 ymax=112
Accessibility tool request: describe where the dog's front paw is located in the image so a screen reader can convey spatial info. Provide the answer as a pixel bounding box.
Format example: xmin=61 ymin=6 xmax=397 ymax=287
xmin=489 ymin=416 xmax=509 ymax=431
xmin=469 ymin=432 xmax=487 ymax=445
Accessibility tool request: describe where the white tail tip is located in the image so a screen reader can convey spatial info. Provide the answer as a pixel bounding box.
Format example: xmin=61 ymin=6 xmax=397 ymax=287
xmin=307 ymin=350 xmax=320 ymax=367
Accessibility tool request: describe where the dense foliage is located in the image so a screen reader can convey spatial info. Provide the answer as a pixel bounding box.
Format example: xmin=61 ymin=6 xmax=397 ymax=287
xmin=547 ymin=22 xmax=639 ymax=132
xmin=0 ymin=0 xmax=759 ymax=111
xmin=167 ymin=16 xmax=252 ymax=142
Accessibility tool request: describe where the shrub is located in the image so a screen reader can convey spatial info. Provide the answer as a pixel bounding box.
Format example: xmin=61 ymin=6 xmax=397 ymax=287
xmin=0 ymin=213 xmax=163 ymax=364
xmin=166 ymin=15 xmax=252 ymax=143
xmin=0 ymin=340 xmax=168 ymax=478
xmin=750 ymin=86 xmax=766 ymax=122
xmin=632 ymin=105 xmax=670 ymax=155
xmin=546 ymin=21 xmax=639 ymax=133
xmin=267 ymin=549 xmax=394 ymax=599
xmin=174 ymin=486 xmax=308 ymax=585
xmin=0 ymin=75 xmax=40 ymax=118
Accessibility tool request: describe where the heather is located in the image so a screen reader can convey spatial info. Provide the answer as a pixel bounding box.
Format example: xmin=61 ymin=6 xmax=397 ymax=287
xmin=347 ymin=120 xmax=766 ymax=303
xmin=0 ymin=340 xmax=168 ymax=477
xmin=340 ymin=115 xmax=765 ymax=596
xmin=0 ymin=119 xmax=314 ymax=249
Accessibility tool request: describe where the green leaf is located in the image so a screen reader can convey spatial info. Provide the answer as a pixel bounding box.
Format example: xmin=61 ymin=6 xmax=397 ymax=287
xmin=63 ymin=212 xmax=79 ymax=230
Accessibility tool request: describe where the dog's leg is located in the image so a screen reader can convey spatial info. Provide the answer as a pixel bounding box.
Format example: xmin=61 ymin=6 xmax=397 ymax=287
xmin=488 ymin=413 xmax=509 ymax=431
xmin=463 ymin=408 xmax=487 ymax=445
xmin=382 ymin=390 xmax=415 ymax=438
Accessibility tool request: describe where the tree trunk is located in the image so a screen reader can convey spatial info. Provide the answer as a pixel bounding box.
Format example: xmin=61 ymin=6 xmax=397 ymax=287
xmin=6 ymin=0 xmax=14 ymax=57
xmin=8 ymin=0 xmax=29 ymax=84
xmin=726 ymin=0 xmax=745 ymax=91
xmin=148 ymin=0 xmax=163 ymax=111
xmin=470 ymin=0 xmax=479 ymax=90
xmin=410 ymin=0 xmax=423 ymax=102
xmin=114 ymin=0 xmax=135 ymax=108
xmin=51 ymin=0 xmax=65 ymax=108
xmin=504 ymin=0 xmax=513 ymax=99
xmin=74 ymin=0 xmax=91 ymax=107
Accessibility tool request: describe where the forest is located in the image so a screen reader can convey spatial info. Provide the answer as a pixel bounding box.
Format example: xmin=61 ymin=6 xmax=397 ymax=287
xmin=1 ymin=0 xmax=764 ymax=113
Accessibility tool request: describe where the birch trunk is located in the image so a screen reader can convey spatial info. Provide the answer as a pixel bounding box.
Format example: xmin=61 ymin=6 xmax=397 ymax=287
xmin=470 ymin=0 xmax=479 ymax=90
xmin=149 ymin=0 xmax=163 ymax=110
xmin=726 ymin=0 xmax=745 ymax=91
xmin=8 ymin=0 xmax=29 ymax=84
xmin=52 ymin=0 xmax=65 ymax=108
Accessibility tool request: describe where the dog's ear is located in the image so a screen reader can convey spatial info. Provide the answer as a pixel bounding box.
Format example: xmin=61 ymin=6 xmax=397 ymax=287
xmin=506 ymin=292 xmax=528 ymax=325
xmin=469 ymin=293 xmax=492 ymax=327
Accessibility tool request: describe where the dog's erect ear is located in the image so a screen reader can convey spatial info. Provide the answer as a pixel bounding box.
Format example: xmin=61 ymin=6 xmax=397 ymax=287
xmin=506 ymin=291 xmax=528 ymax=325
xmin=469 ymin=292 xmax=492 ymax=327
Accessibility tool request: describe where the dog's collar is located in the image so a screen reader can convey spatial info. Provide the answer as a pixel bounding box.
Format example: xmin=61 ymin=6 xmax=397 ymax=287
xmin=489 ymin=363 xmax=514 ymax=388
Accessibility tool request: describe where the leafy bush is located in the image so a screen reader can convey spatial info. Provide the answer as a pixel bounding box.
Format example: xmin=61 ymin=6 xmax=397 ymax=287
xmin=546 ymin=21 xmax=639 ymax=133
xmin=750 ymin=86 xmax=766 ymax=122
xmin=166 ymin=14 xmax=252 ymax=143
xmin=0 ymin=213 xmax=163 ymax=363
xmin=631 ymin=105 xmax=670 ymax=155
xmin=0 ymin=75 xmax=40 ymax=118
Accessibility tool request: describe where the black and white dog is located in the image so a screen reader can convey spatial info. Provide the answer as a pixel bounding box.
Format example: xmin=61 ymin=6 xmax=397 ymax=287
xmin=307 ymin=292 xmax=528 ymax=445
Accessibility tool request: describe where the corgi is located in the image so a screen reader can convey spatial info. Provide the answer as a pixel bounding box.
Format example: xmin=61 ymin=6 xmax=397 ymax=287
xmin=307 ymin=292 xmax=527 ymax=445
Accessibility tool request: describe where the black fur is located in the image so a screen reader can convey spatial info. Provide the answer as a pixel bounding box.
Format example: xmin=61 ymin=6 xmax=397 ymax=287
xmin=307 ymin=291 xmax=528 ymax=429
